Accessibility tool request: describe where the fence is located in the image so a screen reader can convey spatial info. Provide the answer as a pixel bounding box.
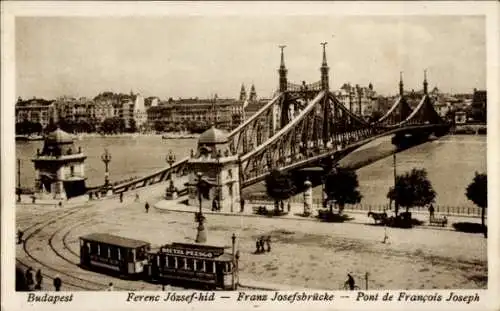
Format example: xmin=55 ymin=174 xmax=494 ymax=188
xmin=248 ymin=196 xmax=484 ymax=217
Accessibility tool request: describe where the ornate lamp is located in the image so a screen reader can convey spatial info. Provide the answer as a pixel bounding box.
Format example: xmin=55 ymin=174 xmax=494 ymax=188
xmin=101 ymin=148 xmax=112 ymax=187
xmin=195 ymin=172 xmax=207 ymax=243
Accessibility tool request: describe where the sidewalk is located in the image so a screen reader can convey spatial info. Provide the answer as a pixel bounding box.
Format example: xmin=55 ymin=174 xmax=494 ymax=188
xmin=154 ymin=197 xmax=482 ymax=232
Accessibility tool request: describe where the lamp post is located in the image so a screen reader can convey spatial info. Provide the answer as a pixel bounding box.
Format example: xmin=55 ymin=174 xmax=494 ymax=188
xmin=393 ymin=152 xmax=398 ymax=213
xmin=195 ymin=172 xmax=207 ymax=243
xmin=17 ymin=158 xmax=21 ymax=202
xmin=231 ymin=233 xmax=237 ymax=290
xmin=101 ymin=149 xmax=112 ymax=188
xmin=166 ymin=150 xmax=176 ymax=173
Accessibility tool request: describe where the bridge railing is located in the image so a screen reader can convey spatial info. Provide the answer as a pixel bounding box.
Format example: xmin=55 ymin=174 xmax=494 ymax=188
xmin=248 ymin=196 xmax=484 ymax=217
xmin=87 ymin=157 xmax=190 ymax=197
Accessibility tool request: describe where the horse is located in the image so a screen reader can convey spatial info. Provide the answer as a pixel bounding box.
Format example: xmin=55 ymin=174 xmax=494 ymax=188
xmin=367 ymin=211 xmax=388 ymax=224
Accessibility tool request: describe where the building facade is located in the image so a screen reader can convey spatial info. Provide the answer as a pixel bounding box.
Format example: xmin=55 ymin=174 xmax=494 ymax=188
xmin=15 ymin=98 xmax=57 ymax=128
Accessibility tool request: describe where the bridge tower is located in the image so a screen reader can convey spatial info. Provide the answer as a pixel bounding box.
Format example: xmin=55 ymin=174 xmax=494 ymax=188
xmin=278 ymin=45 xmax=290 ymax=131
xmin=187 ymin=126 xmax=241 ymax=213
xmin=399 ymin=71 xmax=404 ymax=96
xmin=239 ymin=84 xmax=246 ymax=101
xmin=278 ymin=45 xmax=288 ymax=92
xmin=423 ymin=69 xmax=428 ymax=95
xmin=32 ymin=128 xmax=87 ymax=200
xmin=320 ymin=42 xmax=329 ymax=91
xmin=249 ymin=84 xmax=257 ymax=102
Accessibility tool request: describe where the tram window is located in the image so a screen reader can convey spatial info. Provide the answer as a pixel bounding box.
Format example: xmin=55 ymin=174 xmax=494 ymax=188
xmin=206 ymin=260 xmax=214 ymax=273
xmin=166 ymin=256 xmax=175 ymax=268
xmin=128 ymin=250 xmax=134 ymax=261
xmin=100 ymin=245 xmax=108 ymax=258
xmin=136 ymin=247 xmax=146 ymax=260
xmin=90 ymin=243 xmax=98 ymax=255
xmin=160 ymin=254 xmax=166 ymax=267
xmin=186 ymin=258 xmax=194 ymax=271
xmin=110 ymin=246 xmax=118 ymax=260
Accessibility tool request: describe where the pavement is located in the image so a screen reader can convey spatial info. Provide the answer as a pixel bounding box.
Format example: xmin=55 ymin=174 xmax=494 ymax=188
xmin=154 ymin=197 xmax=483 ymax=233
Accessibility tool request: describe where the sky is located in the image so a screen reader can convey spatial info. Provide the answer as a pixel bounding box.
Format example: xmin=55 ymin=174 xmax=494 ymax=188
xmin=16 ymin=16 xmax=485 ymax=100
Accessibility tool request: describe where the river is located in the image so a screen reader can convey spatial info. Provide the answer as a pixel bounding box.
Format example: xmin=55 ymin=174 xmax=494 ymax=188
xmin=15 ymin=134 xmax=486 ymax=207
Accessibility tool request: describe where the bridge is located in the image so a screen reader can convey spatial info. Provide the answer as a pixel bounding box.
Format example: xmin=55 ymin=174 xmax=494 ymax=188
xmin=89 ymin=44 xmax=450 ymax=197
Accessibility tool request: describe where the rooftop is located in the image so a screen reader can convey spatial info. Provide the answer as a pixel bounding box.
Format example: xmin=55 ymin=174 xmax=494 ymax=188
xmin=45 ymin=128 xmax=74 ymax=144
xmin=80 ymin=233 xmax=150 ymax=249
xmin=198 ymin=126 xmax=229 ymax=144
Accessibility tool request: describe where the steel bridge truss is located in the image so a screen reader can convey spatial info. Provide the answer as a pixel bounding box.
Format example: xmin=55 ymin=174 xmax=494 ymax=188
xmin=238 ymin=90 xmax=448 ymax=187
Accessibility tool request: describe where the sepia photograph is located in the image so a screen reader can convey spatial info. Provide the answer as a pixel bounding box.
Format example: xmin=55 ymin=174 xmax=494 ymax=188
xmin=1 ymin=2 xmax=499 ymax=311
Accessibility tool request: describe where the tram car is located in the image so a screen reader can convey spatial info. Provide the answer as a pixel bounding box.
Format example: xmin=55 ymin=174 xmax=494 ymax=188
xmin=79 ymin=233 xmax=151 ymax=277
xmin=146 ymin=242 xmax=237 ymax=290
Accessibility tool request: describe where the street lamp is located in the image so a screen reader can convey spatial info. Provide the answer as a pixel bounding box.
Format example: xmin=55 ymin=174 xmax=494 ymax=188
xmin=17 ymin=158 xmax=21 ymax=203
xmin=195 ymin=172 xmax=207 ymax=243
xmin=393 ymin=152 xmax=398 ymax=213
xmin=101 ymin=148 xmax=112 ymax=188
xmin=231 ymin=233 xmax=237 ymax=290
xmin=166 ymin=150 xmax=176 ymax=171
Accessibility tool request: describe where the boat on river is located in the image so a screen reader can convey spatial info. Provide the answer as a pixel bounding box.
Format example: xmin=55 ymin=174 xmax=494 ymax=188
xmin=15 ymin=135 xmax=44 ymax=142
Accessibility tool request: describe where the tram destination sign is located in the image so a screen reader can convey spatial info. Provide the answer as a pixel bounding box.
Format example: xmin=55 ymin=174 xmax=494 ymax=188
xmin=163 ymin=244 xmax=224 ymax=258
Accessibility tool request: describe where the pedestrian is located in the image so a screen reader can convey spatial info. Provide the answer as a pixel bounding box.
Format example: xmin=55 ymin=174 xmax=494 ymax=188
xmin=58 ymin=201 xmax=62 ymax=207
xmin=255 ymin=238 xmax=260 ymax=254
xmin=287 ymin=202 xmax=291 ymax=213
xmin=17 ymin=229 xmax=23 ymax=245
xmin=35 ymin=269 xmax=43 ymax=290
xmin=89 ymin=192 xmax=93 ymax=201
xmin=119 ymin=192 xmax=123 ymax=203
xmin=259 ymin=237 xmax=265 ymax=253
xmin=31 ymin=195 xmax=36 ymax=204
xmin=428 ymin=204 xmax=435 ymax=219
xmin=265 ymin=236 xmax=271 ymax=252
xmin=345 ymin=273 xmax=356 ymax=290
xmin=145 ymin=202 xmax=149 ymax=213
xmin=53 ymin=277 xmax=62 ymax=291
xmin=135 ymin=193 xmax=139 ymax=202
xmin=107 ymin=282 xmax=114 ymax=291
xmin=25 ymin=267 xmax=35 ymax=291
xmin=280 ymin=201 xmax=284 ymax=212
xmin=240 ymin=199 xmax=245 ymax=213
xmin=212 ymin=199 xmax=217 ymax=212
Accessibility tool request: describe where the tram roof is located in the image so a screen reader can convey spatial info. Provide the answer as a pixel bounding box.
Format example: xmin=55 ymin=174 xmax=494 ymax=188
xmin=80 ymin=233 xmax=150 ymax=249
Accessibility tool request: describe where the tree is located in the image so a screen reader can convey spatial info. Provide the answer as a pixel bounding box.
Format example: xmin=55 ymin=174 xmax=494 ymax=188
xmin=324 ymin=167 xmax=362 ymax=214
xmin=387 ymin=168 xmax=436 ymax=216
xmin=265 ymin=169 xmax=295 ymax=214
xmin=466 ymin=172 xmax=487 ymax=237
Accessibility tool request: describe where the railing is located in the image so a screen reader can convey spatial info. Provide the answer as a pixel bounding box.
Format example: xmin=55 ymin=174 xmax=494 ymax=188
xmin=247 ymin=196 xmax=485 ymax=217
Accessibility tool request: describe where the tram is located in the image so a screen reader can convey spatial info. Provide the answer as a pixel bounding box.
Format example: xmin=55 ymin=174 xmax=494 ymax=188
xmin=146 ymin=242 xmax=238 ymax=290
xmin=79 ymin=233 xmax=151 ymax=277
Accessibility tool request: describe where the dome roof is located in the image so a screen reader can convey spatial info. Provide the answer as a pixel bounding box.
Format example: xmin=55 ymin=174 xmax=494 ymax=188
xmin=198 ymin=126 xmax=228 ymax=144
xmin=45 ymin=128 xmax=74 ymax=144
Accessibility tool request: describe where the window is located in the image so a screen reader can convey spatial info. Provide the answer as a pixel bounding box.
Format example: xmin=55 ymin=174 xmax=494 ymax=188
xmin=70 ymin=166 xmax=75 ymax=176
xmin=186 ymin=258 xmax=194 ymax=270
xmin=228 ymin=169 xmax=233 ymax=179
xmin=206 ymin=260 xmax=214 ymax=273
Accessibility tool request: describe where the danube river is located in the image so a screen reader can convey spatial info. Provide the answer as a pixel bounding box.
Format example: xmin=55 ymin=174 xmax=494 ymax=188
xmin=15 ymin=134 xmax=486 ymax=207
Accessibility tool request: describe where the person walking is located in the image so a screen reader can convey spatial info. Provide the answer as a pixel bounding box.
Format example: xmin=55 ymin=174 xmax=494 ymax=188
xmin=135 ymin=193 xmax=140 ymax=202
xmin=17 ymin=229 xmax=24 ymax=245
xmin=145 ymin=202 xmax=150 ymax=213
xmin=35 ymin=269 xmax=43 ymax=290
xmin=345 ymin=273 xmax=356 ymax=290
xmin=25 ymin=267 xmax=35 ymax=291
xmin=428 ymin=204 xmax=435 ymax=220
xmin=53 ymin=277 xmax=62 ymax=291
xmin=119 ymin=192 xmax=123 ymax=203
xmin=265 ymin=236 xmax=272 ymax=252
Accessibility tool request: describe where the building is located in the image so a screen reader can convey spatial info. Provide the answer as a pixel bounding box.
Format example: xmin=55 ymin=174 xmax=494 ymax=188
xmin=335 ymin=83 xmax=377 ymax=117
xmin=32 ymin=128 xmax=87 ymax=199
xmin=15 ymin=98 xmax=57 ymax=128
xmin=146 ymin=96 xmax=245 ymax=131
xmin=187 ymin=126 xmax=241 ymax=212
